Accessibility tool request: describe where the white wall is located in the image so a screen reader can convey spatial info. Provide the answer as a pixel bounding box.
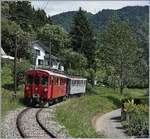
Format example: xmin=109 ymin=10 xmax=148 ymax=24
xmin=32 ymin=43 xmax=45 ymax=66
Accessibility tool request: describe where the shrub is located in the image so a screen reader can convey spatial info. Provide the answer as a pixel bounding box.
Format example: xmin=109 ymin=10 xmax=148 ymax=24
xmin=86 ymin=83 xmax=99 ymax=95
xmin=14 ymin=60 xmax=31 ymax=87
xmin=122 ymin=100 xmax=149 ymax=137
xmin=128 ymin=111 xmax=149 ymax=137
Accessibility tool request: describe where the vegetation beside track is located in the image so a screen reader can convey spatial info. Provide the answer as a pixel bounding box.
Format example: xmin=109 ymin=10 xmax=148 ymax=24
xmin=54 ymin=86 xmax=146 ymax=137
xmin=1 ymin=60 xmax=25 ymax=117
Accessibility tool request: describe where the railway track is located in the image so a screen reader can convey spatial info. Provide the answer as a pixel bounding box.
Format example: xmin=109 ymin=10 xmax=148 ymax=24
xmin=16 ymin=107 xmax=56 ymax=138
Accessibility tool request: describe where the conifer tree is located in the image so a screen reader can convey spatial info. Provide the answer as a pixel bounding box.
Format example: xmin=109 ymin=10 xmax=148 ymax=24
xmin=70 ymin=7 xmax=96 ymax=69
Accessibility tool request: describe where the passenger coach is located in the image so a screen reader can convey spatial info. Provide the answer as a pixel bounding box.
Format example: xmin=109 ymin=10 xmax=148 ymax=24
xmin=67 ymin=76 xmax=87 ymax=96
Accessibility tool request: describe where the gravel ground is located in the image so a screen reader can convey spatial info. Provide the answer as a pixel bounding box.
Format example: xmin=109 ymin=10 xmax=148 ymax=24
xmin=1 ymin=107 xmax=26 ymax=138
xmin=20 ymin=108 xmax=50 ymax=138
xmin=38 ymin=107 xmax=70 ymax=138
xmin=93 ymin=108 xmax=128 ymax=138
xmin=1 ymin=102 xmax=69 ymax=138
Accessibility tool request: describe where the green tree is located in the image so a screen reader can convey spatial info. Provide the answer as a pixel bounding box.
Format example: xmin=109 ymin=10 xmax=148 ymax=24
xmin=62 ymin=49 xmax=87 ymax=75
xmin=70 ymin=7 xmax=96 ymax=69
xmin=100 ymin=16 xmax=140 ymax=94
xmin=37 ymin=24 xmax=70 ymax=56
xmin=1 ymin=17 xmax=32 ymax=59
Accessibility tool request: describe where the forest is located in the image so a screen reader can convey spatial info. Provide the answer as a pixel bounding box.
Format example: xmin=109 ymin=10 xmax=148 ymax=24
xmin=1 ymin=1 xmax=149 ymax=94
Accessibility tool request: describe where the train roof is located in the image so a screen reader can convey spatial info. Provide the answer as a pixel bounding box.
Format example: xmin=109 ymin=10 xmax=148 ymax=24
xmin=27 ymin=69 xmax=87 ymax=80
xmin=67 ymin=76 xmax=87 ymax=81
xmin=27 ymin=69 xmax=68 ymax=78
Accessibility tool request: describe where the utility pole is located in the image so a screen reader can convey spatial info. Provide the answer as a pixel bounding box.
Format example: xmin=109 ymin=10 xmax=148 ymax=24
xmin=13 ymin=33 xmax=18 ymax=98
xmin=49 ymin=41 xmax=51 ymax=70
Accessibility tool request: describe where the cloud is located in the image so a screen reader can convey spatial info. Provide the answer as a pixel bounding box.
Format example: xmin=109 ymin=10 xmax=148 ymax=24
xmin=31 ymin=0 xmax=149 ymax=16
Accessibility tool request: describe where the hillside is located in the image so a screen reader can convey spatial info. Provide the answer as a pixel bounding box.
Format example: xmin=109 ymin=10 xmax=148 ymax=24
xmin=51 ymin=6 xmax=149 ymax=33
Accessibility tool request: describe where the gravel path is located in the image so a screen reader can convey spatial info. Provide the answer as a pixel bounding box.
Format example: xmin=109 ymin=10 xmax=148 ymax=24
xmin=94 ymin=109 xmax=128 ymax=138
xmin=1 ymin=102 xmax=69 ymax=138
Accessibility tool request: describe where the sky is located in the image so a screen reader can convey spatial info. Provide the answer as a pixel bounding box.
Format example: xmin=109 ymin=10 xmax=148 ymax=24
xmin=31 ymin=0 xmax=149 ymax=16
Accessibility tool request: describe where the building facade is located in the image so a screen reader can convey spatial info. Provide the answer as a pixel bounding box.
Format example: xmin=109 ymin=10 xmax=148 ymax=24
xmin=32 ymin=41 xmax=64 ymax=71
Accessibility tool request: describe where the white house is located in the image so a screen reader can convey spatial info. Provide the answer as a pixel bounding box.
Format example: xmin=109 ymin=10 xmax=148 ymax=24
xmin=0 ymin=47 xmax=14 ymax=60
xmin=32 ymin=41 xmax=64 ymax=71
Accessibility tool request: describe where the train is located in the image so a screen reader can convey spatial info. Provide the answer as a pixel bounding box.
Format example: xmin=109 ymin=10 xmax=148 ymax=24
xmin=24 ymin=69 xmax=87 ymax=106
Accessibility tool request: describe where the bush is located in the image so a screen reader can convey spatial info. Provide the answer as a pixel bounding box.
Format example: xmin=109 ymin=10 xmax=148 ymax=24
xmin=122 ymin=100 xmax=149 ymax=137
xmin=86 ymin=83 xmax=99 ymax=95
xmin=128 ymin=111 xmax=149 ymax=137
xmin=14 ymin=60 xmax=31 ymax=87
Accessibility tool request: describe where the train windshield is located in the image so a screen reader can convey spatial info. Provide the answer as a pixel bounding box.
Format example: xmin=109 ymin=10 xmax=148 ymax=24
xmin=41 ymin=77 xmax=48 ymax=85
xmin=26 ymin=75 xmax=48 ymax=85
xmin=26 ymin=75 xmax=33 ymax=84
xmin=34 ymin=77 xmax=40 ymax=85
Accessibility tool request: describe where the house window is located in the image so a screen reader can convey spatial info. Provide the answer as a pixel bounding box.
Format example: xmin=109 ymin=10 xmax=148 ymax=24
xmin=38 ymin=59 xmax=43 ymax=65
xmin=36 ymin=49 xmax=40 ymax=56
xmin=45 ymin=60 xmax=49 ymax=66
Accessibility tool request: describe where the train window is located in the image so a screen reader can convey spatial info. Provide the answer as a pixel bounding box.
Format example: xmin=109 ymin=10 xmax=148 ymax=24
xmin=60 ymin=78 xmax=63 ymax=85
xmin=56 ymin=78 xmax=58 ymax=85
xmin=54 ymin=78 xmax=56 ymax=85
xmin=41 ymin=77 xmax=48 ymax=85
xmin=49 ymin=77 xmax=51 ymax=85
xmin=26 ymin=75 xmax=33 ymax=84
xmin=72 ymin=80 xmax=75 ymax=86
xmin=34 ymin=77 xmax=40 ymax=85
xmin=58 ymin=78 xmax=60 ymax=86
xmin=77 ymin=80 xmax=79 ymax=86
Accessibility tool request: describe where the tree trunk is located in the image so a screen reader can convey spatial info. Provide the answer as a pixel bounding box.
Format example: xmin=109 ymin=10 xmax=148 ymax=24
xmin=120 ymin=85 xmax=124 ymax=94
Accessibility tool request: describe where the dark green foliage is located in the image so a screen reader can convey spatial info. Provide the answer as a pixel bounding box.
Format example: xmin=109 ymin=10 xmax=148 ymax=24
xmin=2 ymin=1 xmax=52 ymax=32
xmin=15 ymin=60 xmax=31 ymax=87
xmin=52 ymin=6 xmax=148 ymax=36
xmin=86 ymin=83 xmax=99 ymax=95
xmin=1 ymin=17 xmax=32 ymax=59
xmin=37 ymin=24 xmax=70 ymax=56
xmin=52 ymin=11 xmax=77 ymax=32
xmin=128 ymin=112 xmax=148 ymax=137
xmin=122 ymin=102 xmax=149 ymax=137
xmin=70 ymin=7 xmax=96 ymax=69
xmin=99 ymin=16 xmax=141 ymax=93
xmin=62 ymin=49 xmax=87 ymax=74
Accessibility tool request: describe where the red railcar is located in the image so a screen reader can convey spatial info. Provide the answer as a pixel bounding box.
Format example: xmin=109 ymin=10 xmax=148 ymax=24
xmin=24 ymin=69 xmax=67 ymax=106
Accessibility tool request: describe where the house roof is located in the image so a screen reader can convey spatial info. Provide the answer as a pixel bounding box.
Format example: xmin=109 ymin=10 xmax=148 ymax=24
xmin=1 ymin=47 xmax=14 ymax=60
xmin=32 ymin=40 xmax=60 ymax=60
xmin=0 ymin=47 xmax=6 ymax=55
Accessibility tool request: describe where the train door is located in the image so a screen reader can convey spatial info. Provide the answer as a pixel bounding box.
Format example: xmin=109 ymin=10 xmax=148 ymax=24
xmin=66 ymin=78 xmax=70 ymax=96
xmin=50 ymin=76 xmax=54 ymax=99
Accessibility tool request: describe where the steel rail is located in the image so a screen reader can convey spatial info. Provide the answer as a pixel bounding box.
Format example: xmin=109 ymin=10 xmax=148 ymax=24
xmin=16 ymin=107 xmax=32 ymax=138
xmin=36 ymin=108 xmax=56 ymax=138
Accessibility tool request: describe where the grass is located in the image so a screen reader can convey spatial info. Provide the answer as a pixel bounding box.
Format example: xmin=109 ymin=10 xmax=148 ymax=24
xmin=1 ymin=60 xmax=25 ymax=117
xmin=54 ymin=86 xmax=146 ymax=137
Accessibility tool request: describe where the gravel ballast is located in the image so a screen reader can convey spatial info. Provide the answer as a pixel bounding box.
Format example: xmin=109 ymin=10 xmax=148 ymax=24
xmin=1 ymin=102 xmax=69 ymax=138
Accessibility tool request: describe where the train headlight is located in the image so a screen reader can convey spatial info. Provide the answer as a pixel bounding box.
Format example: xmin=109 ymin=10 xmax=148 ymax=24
xmin=35 ymin=87 xmax=38 ymax=91
xmin=44 ymin=88 xmax=48 ymax=92
xmin=26 ymin=86 xmax=29 ymax=91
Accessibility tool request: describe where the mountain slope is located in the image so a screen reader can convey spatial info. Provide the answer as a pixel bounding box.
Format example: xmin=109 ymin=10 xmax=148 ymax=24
xmin=51 ymin=6 xmax=149 ymax=33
